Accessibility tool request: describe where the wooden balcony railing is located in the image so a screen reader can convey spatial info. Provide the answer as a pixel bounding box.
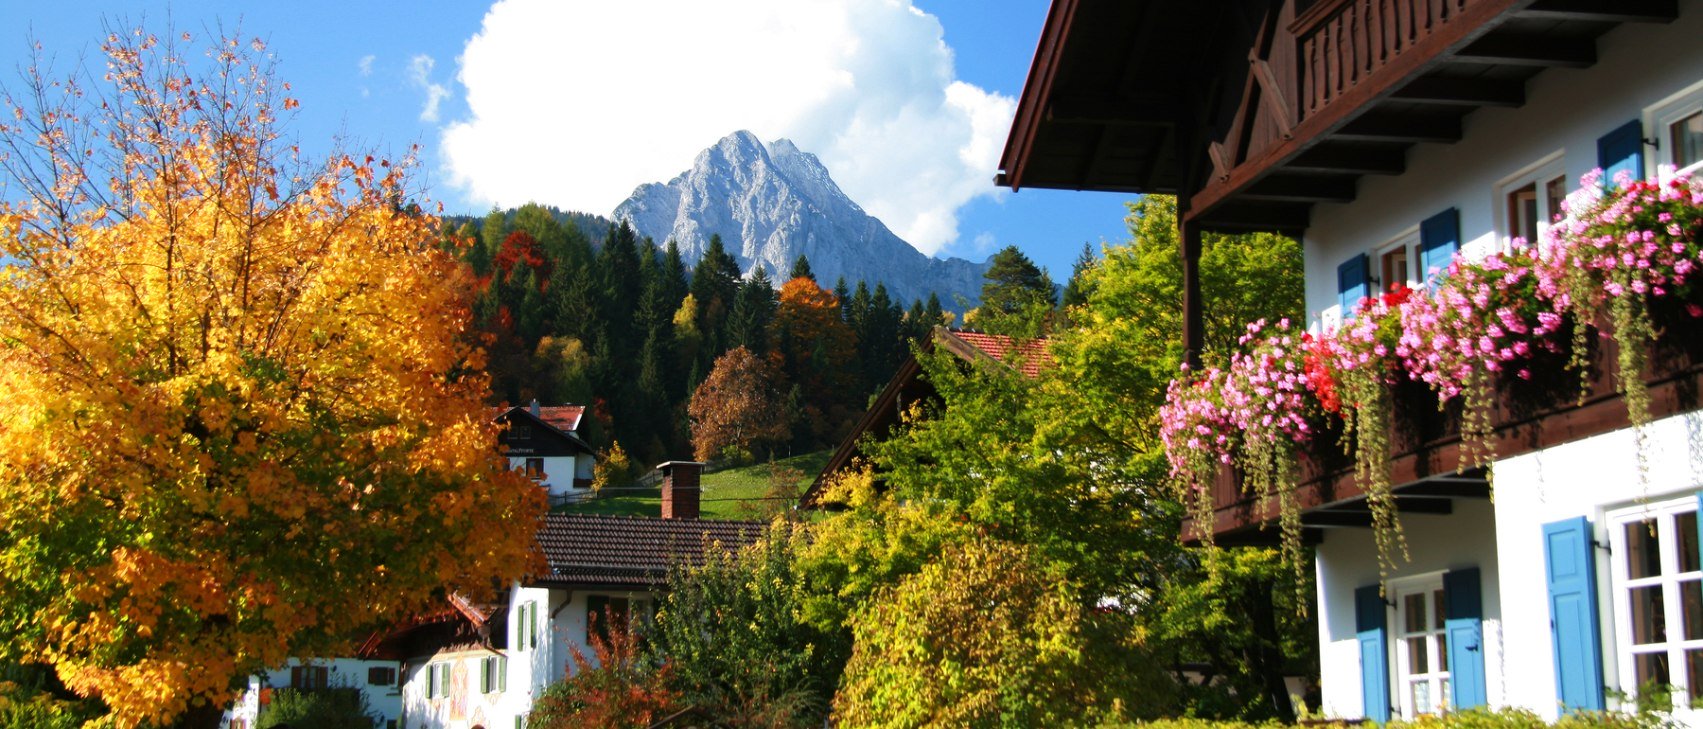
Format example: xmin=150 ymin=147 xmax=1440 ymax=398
xmin=1293 ymin=0 xmax=1476 ymax=120
xmin=1191 ymin=299 xmax=1703 ymax=541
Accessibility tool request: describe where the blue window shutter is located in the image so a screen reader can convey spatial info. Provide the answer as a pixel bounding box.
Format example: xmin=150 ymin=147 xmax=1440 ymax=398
xmin=1355 ymin=584 xmax=1391 ymax=723
xmin=1444 ymin=567 xmax=1488 ymax=709
xmin=1544 ymin=517 xmax=1605 ymax=713
xmin=1597 ymin=119 xmax=1645 ymax=188
xmin=1419 ymin=208 xmax=1460 ymax=284
xmin=1338 ymin=254 xmax=1371 ymax=319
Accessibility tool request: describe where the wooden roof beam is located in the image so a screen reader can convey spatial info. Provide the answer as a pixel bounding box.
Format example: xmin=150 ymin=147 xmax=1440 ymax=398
xmin=1046 ymin=95 xmax=1178 ymax=126
xmin=1196 ymin=202 xmax=1311 ymax=234
xmin=1391 ymin=77 xmax=1526 ymax=107
xmin=1332 ymin=113 xmax=1463 ymax=144
xmin=1285 ymin=145 xmax=1407 ymax=175
xmin=1398 ymin=480 xmax=1492 ymax=499
xmin=1518 ymin=0 xmax=1677 ymax=23
xmin=1452 ymin=34 xmax=1597 ymax=68
xmin=1241 ymin=175 xmax=1358 ymax=203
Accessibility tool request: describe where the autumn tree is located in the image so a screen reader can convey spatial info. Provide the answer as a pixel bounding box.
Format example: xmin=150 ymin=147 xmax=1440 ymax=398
xmin=687 ymin=347 xmax=792 ymax=462
xmin=769 ymin=277 xmax=858 ymax=444
xmin=0 ymin=29 xmax=541 ymax=727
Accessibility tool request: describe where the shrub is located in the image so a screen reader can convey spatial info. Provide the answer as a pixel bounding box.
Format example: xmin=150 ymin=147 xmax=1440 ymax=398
xmin=256 ymin=687 xmax=374 ymax=729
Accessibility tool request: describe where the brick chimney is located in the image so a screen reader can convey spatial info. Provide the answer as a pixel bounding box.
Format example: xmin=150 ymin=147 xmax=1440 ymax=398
xmin=659 ymin=461 xmax=703 ymax=520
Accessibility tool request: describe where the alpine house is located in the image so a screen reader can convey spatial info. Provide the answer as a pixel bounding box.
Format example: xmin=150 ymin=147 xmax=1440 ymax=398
xmin=999 ymin=0 xmax=1703 ymax=722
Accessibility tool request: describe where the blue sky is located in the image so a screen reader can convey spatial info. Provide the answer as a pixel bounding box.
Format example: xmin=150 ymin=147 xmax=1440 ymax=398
xmin=1 ymin=1 xmax=1137 ymax=281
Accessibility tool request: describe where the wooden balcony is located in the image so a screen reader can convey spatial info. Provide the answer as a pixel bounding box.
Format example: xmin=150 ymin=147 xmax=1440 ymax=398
xmin=1188 ymin=299 xmax=1703 ymax=544
xmin=999 ymin=0 xmax=1678 ymax=232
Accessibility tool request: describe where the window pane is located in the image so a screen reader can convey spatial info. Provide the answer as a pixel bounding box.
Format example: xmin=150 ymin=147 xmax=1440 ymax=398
xmin=1438 ymin=633 xmax=1449 ymax=672
xmin=1679 ymin=512 xmax=1700 ymax=574
xmin=1684 ymin=579 xmax=1703 ymax=641
xmin=1382 ymin=248 xmax=1409 ymax=292
xmin=1440 ymin=678 xmax=1451 ymax=711
xmin=1545 ymin=176 xmax=1566 ymax=226
xmin=1635 ymin=651 xmax=1671 ymax=692
xmin=1627 ymin=519 xmax=1663 ymax=579
xmin=1405 ymin=593 xmax=1426 ymax=633
xmin=1688 ymin=649 xmax=1703 ymax=699
xmin=1631 ymin=585 xmax=1668 ymax=644
xmin=1408 ymin=636 xmax=1429 ymax=674
xmin=1433 ymin=589 xmax=1447 ymax=630
xmin=1412 ymin=680 xmax=1433 ymax=715
xmin=1674 ymin=111 xmax=1703 ymax=170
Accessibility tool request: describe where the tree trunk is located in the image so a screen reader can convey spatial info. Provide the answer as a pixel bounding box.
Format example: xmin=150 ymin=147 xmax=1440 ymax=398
xmin=1247 ymin=578 xmax=1297 ymax=723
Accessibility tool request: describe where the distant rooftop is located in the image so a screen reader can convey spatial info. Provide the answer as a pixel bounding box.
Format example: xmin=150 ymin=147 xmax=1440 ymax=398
xmin=537 ymin=513 xmax=765 ymax=588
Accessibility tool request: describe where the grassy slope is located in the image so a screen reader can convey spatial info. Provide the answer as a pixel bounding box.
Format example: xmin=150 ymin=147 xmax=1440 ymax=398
xmin=557 ymin=450 xmax=831 ymax=521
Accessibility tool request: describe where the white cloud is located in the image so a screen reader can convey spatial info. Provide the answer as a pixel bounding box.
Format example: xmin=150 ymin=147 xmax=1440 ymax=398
xmin=357 ymin=54 xmax=375 ymax=77
xmin=970 ymin=231 xmax=998 ymax=255
xmin=440 ymin=0 xmax=1015 ymax=256
xmin=408 ymin=54 xmax=451 ymax=123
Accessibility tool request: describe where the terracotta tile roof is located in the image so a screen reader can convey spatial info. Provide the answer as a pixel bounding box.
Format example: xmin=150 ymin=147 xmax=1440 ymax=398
xmin=944 ymin=329 xmax=1052 ymax=378
xmin=537 ymin=513 xmax=765 ymax=588
xmin=489 ymin=404 xmax=585 ymax=434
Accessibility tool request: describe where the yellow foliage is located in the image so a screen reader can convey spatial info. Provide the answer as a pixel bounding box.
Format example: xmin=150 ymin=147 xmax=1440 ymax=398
xmin=0 ymin=29 xmax=542 ymax=727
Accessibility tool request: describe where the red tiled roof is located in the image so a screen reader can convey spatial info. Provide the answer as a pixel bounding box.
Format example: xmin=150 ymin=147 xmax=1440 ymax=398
xmin=536 ymin=405 xmax=584 ymax=433
xmin=945 ymin=329 xmax=1052 ymax=378
xmin=537 ymin=513 xmax=765 ymax=588
xmin=489 ymin=404 xmax=585 ymax=433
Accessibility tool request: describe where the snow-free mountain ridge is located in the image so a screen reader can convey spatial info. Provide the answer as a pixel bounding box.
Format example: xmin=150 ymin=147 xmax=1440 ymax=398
xmin=614 ymin=131 xmax=989 ymax=307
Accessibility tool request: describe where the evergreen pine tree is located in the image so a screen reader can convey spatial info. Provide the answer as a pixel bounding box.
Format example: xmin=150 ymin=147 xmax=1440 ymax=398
xmin=789 ymin=254 xmax=815 ymax=282
xmin=925 ymin=293 xmax=946 ymax=329
xmin=977 ymin=246 xmax=1055 ymax=335
xmin=1062 ymin=242 xmax=1097 ymax=309
xmin=728 ymin=265 xmax=777 ymax=354
xmin=690 ymin=234 xmax=743 ymax=362
xmin=834 ymin=277 xmax=850 ymax=319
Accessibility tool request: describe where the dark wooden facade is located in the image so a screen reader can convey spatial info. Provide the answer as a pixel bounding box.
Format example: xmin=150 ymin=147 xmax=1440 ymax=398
xmin=999 ymin=0 xmax=1676 ymax=233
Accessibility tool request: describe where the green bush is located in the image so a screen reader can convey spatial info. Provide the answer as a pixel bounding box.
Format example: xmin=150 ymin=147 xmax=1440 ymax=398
xmin=256 ymin=687 xmax=374 ymax=729
xmin=1121 ymin=706 xmax=1675 ymax=729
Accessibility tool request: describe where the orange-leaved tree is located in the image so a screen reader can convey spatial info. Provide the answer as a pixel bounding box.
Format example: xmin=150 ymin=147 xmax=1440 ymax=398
xmin=0 ymin=29 xmax=543 ymax=727
xmin=769 ymin=276 xmax=858 ymax=444
xmin=687 ymin=346 xmax=793 ymax=462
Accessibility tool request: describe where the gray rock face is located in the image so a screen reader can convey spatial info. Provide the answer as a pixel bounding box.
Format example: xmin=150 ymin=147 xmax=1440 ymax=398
xmin=614 ymin=131 xmax=988 ymax=307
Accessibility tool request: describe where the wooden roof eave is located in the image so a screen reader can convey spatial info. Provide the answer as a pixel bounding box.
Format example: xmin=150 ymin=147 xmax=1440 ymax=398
xmin=997 ymin=0 xmax=1084 ymax=191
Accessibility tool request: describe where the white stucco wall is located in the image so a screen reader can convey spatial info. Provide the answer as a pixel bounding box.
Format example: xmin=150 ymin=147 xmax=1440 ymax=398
xmin=1315 ymin=499 xmax=1503 ymax=720
xmin=222 ymin=657 xmax=403 ymax=728
xmin=1302 ymin=8 xmax=1703 ymax=327
xmin=1493 ymin=408 xmax=1703 ymax=722
xmin=508 ymin=454 xmax=589 ymax=502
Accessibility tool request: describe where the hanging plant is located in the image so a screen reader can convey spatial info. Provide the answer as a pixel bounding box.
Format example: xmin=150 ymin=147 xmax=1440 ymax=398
xmin=1537 ymin=170 xmax=1703 ymax=446
xmin=1222 ymin=318 xmax=1317 ymax=570
xmin=1159 ymin=365 xmax=1233 ymax=549
xmin=1396 ymin=251 xmax=1562 ymax=472
xmin=1319 ymin=286 xmax=1412 ymax=576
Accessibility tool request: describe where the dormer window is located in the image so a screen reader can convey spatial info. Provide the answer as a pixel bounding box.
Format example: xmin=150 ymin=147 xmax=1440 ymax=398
xmin=510 ymin=425 xmax=532 ymax=440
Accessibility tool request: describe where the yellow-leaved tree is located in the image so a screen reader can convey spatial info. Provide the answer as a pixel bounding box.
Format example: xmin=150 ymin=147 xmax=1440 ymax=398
xmin=0 ymin=29 xmax=543 ymax=727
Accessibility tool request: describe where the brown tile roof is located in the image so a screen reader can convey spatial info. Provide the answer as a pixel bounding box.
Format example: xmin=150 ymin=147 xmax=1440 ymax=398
xmin=537 ymin=513 xmax=765 ymax=588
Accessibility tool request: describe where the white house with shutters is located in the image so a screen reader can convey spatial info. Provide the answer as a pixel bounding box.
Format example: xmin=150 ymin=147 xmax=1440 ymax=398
xmin=492 ymin=401 xmax=596 ymax=505
xmin=999 ymin=0 xmax=1703 ymax=723
xmin=365 ymin=463 xmax=763 ymax=729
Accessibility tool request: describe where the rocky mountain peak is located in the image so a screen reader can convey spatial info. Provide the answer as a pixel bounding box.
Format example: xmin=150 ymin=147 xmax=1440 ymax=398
xmin=613 ymin=131 xmax=986 ymax=306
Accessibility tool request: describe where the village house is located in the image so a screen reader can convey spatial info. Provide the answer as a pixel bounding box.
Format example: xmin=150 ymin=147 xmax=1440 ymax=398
xmin=223 ymin=462 xmax=762 ymax=729
xmin=493 ymin=401 xmax=597 ymax=506
xmin=1000 ymin=0 xmax=1703 ymax=722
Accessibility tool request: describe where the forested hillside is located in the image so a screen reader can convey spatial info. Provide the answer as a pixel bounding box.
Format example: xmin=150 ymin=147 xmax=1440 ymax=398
xmin=444 ymin=204 xmax=953 ymax=464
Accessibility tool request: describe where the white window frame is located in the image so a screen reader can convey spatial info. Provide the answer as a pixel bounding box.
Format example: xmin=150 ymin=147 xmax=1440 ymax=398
xmin=1606 ymin=496 xmax=1703 ymax=717
xmin=1493 ymin=151 xmax=1567 ymax=253
xmin=1386 ymin=572 xmax=1452 ymax=720
xmin=1373 ymin=228 xmax=1421 ymax=296
xmin=1647 ymin=80 xmax=1703 ymax=182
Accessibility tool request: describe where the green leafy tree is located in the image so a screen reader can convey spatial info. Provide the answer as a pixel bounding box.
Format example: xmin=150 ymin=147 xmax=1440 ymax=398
xmin=255 ymin=688 xmax=375 ymax=729
xmin=647 ymin=521 xmax=846 ymax=726
xmin=833 ymin=539 xmax=1171 ymax=727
